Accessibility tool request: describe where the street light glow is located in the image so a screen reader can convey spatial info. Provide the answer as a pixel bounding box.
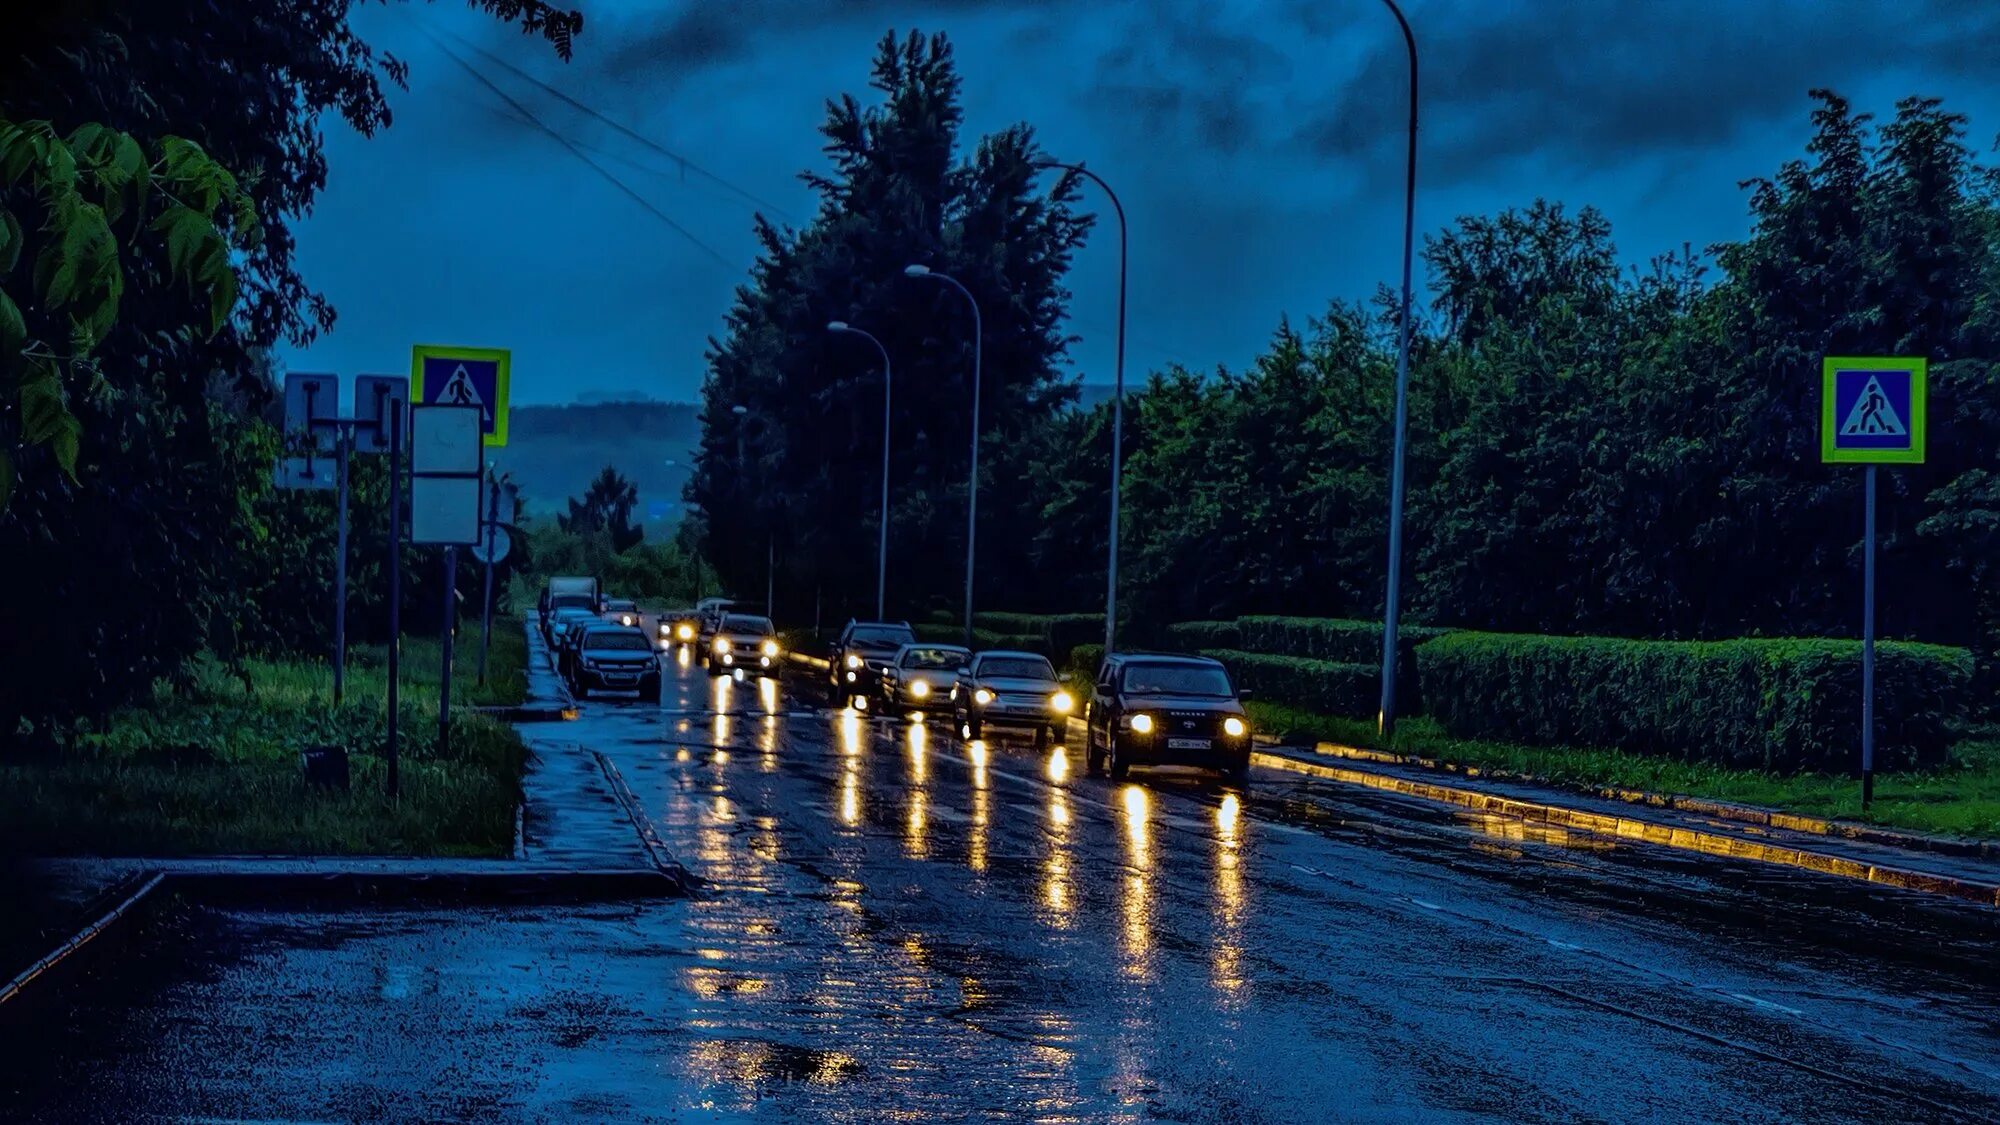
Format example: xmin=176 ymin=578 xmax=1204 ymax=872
xmin=903 ymin=264 xmax=930 ymax=277
xmin=827 ymin=320 xmax=849 ymax=332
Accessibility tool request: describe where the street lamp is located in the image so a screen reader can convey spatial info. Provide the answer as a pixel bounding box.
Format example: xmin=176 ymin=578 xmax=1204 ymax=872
xmin=904 ymin=263 xmax=983 ymax=649
xmin=1376 ymin=0 xmax=1420 ymax=739
xmin=1033 ymin=160 xmax=1127 ymax=657
xmin=827 ymin=321 xmax=894 ymax=621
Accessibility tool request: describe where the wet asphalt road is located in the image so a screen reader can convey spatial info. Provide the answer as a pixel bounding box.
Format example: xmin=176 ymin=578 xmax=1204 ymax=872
xmin=6 ymin=651 xmax=2000 ymax=1122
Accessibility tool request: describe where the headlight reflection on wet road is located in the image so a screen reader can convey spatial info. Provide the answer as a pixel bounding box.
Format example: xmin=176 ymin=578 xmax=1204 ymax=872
xmin=1120 ymin=783 xmax=1153 ymax=978
xmin=1214 ymin=793 xmax=1246 ymax=997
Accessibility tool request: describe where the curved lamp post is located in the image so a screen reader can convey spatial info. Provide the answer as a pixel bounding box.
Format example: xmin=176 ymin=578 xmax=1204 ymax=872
xmin=1376 ymin=0 xmax=1420 ymax=739
xmin=904 ymin=263 xmax=983 ymax=649
xmin=827 ymin=320 xmax=894 ymax=620
xmin=1033 ymin=160 xmax=1127 ymax=658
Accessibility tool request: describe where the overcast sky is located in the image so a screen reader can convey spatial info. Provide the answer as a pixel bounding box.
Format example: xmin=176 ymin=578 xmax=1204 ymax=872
xmin=279 ymin=0 xmax=2000 ymax=404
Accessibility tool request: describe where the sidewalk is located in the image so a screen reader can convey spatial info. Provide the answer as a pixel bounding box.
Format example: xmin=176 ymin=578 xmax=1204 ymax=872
xmin=1253 ymin=742 xmax=2000 ymax=907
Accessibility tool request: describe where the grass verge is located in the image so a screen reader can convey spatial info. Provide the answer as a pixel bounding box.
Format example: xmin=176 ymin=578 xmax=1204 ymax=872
xmin=1248 ymin=701 xmax=2000 ymax=841
xmin=0 ymin=619 xmax=532 ymax=857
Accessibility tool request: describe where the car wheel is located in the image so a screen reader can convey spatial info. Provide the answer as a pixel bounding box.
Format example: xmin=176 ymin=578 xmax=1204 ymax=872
xmin=1226 ymin=755 xmax=1250 ymax=787
xmin=1034 ymin=723 xmax=1050 ymax=750
xmin=573 ymin=683 xmax=589 ymax=701
xmin=1108 ymin=736 xmax=1130 ymax=780
xmin=641 ymin=681 xmax=662 ymax=704
xmin=826 ymin=677 xmax=840 ymax=708
xmin=1085 ymin=725 xmax=1105 ymax=776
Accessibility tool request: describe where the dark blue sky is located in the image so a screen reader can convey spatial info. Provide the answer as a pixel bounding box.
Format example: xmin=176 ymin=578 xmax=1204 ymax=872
xmin=281 ymin=0 xmax=2000 ymax=404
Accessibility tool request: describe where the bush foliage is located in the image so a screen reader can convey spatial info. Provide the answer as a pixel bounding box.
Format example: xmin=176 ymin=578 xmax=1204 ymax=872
xmin=1416 ymin=632 xmax=1971 ymax=772
xmin=1203 ymin=649 xmax=1380 ymax=719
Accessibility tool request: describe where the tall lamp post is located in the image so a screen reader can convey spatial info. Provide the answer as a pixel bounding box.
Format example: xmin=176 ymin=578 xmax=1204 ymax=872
xmin=730 ymin=403 xmax=772 ymax=616
xmin=1033 ymin=160 xmax=1127 ymax=657
xmin=904 ymin=264 xmax=984 ymax=649
xmin=1375 ymin=0 xmax=1421 ymax=739
xmin=828 ymin=321 xmax=894 ymax=620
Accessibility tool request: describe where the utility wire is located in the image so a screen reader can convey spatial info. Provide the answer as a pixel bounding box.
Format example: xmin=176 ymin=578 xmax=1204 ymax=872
xmin=419 ymin=26 xmax=738 ymax=270
xmin=429 ymin=20 xmax=798 ymax=222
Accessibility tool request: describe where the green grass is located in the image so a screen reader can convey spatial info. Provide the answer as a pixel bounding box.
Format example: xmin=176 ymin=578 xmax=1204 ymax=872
xmin=1248 ymin=701 xmax=2000 ymax=841
xmin=0 ymin=619 xmax=533 ymax=857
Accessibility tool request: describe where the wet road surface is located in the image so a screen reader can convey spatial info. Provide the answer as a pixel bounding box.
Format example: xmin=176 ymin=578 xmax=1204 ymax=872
xmin=6 ymin=652 xmax=2000 ymax=1122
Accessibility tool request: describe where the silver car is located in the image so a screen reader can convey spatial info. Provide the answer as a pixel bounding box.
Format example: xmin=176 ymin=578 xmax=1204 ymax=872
xmin=706 ymin=613 xmax=781 ymax=677
xmin=878 ymin=643 xmax=971 ymax=716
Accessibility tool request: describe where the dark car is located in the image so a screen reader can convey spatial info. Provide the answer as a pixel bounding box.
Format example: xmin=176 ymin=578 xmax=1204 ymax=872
xmin=951 ymin=650 xmax=1074 ymax=747
xmin=657 ymin=607 xmax=700 ymax=649
xmin=1084 ymin=654 xmax=1251 ymax=782
xmin=567 ymin=624 xmax=661 ymax=701
xmin=601 ymin=598 xmax=641 ymax=629
xmin=827 ymin=620 xmax=917 ymax=709
xmin=545 ymin=606 xmax=600 ymax=652
xmin=707 ymin=613 xmax=781 ymax=677
xmin=878 ymin=643 xmax=971 ymax=717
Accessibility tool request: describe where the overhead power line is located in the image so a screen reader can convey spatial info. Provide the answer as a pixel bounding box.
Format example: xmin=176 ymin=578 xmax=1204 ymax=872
xmin=430 ymin=21 xmax=798 ymax=223
xmin=418 ymin=26 xmax=738 ymax=270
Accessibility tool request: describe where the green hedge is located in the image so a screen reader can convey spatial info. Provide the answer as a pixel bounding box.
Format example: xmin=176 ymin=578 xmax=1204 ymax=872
xmin=1165 ymin=620 xmax=1240 ymax=651
xmin=911 ymin=622 xmax=1045 ymax=655
xmin=1066 ymin=644 xmax=1105 ymax=682
xmin=1236 ymin=616 xmax=1449 ymax=664
xmin=1203 ymin=649 xmax=1378 ymax=718
xmin=973 ymin=612 xmax=1104 ymax=661
xmin=1416 ymin=632 xmax=1970 ymax=772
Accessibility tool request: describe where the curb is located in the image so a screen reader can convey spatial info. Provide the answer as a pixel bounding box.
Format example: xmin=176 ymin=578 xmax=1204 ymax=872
xmin=1302 ymin=739 xmax=2000 ymax=860
xmin=787 ymin=651 xmax=833 ymax=672
xmin=1252 ymin=749 xmax=2000 ymax=908
xmin=0 ymin=872 xmax=163 ymax=1009
xmin=592 ymin=749 xmax=699 ymax=893
xmin=477 ymin=703 xmax=575 ymax=723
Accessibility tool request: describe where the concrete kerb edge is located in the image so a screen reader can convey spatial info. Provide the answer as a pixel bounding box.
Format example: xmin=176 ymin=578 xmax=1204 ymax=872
xmin=1300 ymin=738 xmax=2000 ymax=860
xmin=0 ymin=871 xmax=165 ymax=1010
xmin=591 ymin=748 xmax=699 ymax=893
xmin=1253 ymin=749 xmax=2000 ymax=908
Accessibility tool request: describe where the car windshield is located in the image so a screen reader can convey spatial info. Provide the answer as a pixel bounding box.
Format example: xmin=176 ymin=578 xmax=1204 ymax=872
xmin=585 ymin=632 xmax=651 ymax=651
xmin=723 ymin=614 xmax=775 ymax=635
xmin=979 ymin=656 xmax=1055 ymax=681
xmin=1122 ymin=662 xmax=1234 ymax=697
xmin=850 ymin=625 xmax=915 ymax=647
xmin=901 ymin=647 xmax=966 ymax=670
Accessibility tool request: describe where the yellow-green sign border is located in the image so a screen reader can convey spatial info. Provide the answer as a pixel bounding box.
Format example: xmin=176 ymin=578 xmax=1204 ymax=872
xmin=411 ymin=344 xmax=512 ymax=448
xmin=1821 ymin=355 xmax=1925 ymax=465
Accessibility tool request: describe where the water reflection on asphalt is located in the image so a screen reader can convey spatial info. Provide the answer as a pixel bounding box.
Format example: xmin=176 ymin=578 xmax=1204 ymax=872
xmin=6 ymin=653 xmax=2000 ymax=1123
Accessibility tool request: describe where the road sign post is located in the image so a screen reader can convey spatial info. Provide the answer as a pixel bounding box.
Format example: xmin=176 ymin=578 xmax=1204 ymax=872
xmin=387 ymin=403 xmax=404 ymax=799
xmin=410 ymin=402 xmax=485 ymax=762
xmin=332 ymin=425 xmax=351 ymax=707
xmin=1822 ymin=356 xmax=1927 ymax=808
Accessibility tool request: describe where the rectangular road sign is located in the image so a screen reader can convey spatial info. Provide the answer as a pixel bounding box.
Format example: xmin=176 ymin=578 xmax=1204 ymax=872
xmin=412 ymin=344 xmax=511 ymax=447
xmin=275 ymin=371 xmax=340 ymax=489
xmin=410 ymin=404 xmax=485 ymax=545
xmin=351 ymin=374 xmax=408 ymax=454
xmin=1822 ymin=357 xmax=1926 ymax=464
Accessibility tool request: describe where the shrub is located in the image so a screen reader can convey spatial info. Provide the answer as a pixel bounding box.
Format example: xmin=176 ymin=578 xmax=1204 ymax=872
xmin=1202 ymin=650 xmax=1379 ymax=718
xmin=1165 ymin=620 xmax=1240 ymax=652
xmin=973 ymin=612 xmax=1105 ymax=661
xmin=1066 ymin=644 xmax=1105 ymax=682
xmin=912 ymin=623 xmax=1044 ymax=654
xmin=1235 ymin=616 xmax=1448 ymax=664
xmin=1416 ymin=632 xmax=1971 ymax=772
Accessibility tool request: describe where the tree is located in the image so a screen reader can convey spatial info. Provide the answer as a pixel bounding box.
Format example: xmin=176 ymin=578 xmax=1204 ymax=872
xmin=559 ymin=466 xmax=643 ymax=553
xmin=0 ymin=1 xmax=579 ymax=738
xmin=688 ymin=30 xmax=1091 ymax=623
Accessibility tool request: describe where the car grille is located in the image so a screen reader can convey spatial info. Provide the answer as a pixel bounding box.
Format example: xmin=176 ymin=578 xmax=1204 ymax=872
xmin=1162 ymin=710 xmax=1226 ymax=738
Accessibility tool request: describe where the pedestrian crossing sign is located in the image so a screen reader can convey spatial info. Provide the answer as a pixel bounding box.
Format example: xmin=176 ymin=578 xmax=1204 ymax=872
xmin=412 ymin=344 xmax=511 ymax=447
xmin=1822 ymin=357 xmax=1924 ymax=464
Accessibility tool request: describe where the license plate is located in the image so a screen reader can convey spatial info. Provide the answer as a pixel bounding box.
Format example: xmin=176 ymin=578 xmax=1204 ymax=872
xmin=1167 ymin=737 xmax=1212 ymax=750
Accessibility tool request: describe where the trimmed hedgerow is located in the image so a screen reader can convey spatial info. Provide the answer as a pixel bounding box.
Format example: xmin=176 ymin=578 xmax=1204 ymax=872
xmin=1201 ymin=649 xmax=1379 ymax=719
xmin=1235 ymin=616 xmax=1449 ymax=664
xmin=1415 ymin=632 xmax=1970 ymax=773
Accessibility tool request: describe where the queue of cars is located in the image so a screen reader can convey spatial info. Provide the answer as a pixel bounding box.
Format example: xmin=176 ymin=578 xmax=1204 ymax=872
xmin=829 ymin=618 xmax=1254 ymax=782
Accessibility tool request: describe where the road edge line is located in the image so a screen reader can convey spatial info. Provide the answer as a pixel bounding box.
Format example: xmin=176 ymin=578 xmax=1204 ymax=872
xmin=0 ymin=871 xmax=165 ymax=1012
xmin=592 ymin=749 xmax=697 ymax=893
xmin=1253 ymin=750 xmax=2000 ymax=908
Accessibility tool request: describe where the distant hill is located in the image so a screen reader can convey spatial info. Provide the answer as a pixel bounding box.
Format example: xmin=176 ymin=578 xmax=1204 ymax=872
xmin=496 ymin=402 xmax=702 ymax=523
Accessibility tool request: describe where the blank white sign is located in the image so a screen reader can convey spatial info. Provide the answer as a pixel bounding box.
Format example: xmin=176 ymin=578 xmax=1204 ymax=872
xmin=411 ymin=476 xmax=482 ymax=545
xmin=411 ymin=405 xmax=482 ymax=473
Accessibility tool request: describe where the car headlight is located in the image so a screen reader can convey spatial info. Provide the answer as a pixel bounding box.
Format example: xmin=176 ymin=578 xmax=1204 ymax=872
xmin=910 ymin=680 xmax=930 ymax=699
xmin=1223 ymin=716 xmax=1247 ymax=737
xmin=620 ymin=614 xmax=634 ymax=626
xmin=761 ymin=639 xmax=779 ymax=657
xmin=1050 ymin=690 xmax=1074 ymax=714
xmin=1129 ymin=713 xmax=1153 ymax=734
xmin=974 ymin=688 xmax=993 ymax=706
xmin=846 ymin=653 xmax=863 ymax=669
xmin=713 ymin=638 xmax=728 ymax=653
xmin=677 ymin=624 xmax=694 ymax=641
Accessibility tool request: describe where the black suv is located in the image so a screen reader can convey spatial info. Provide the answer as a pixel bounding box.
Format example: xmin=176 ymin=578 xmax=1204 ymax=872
xmin=567 ymin=624 xmax=662 ymax=702
xmin=1084 ymin=654 xmax=1252 ymax=782
xmin=827 ymin=619 xmax=916 ymax=709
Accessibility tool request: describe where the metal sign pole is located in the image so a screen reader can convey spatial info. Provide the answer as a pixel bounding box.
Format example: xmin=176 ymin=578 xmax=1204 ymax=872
xmin=1862 ymin=464 xmax=1877 ymax=808
xmin=478 ymin=469 xmax=498 ymax=686
xmin=332 ymin=424 xmax=352 ymax=708
xmin=439 ymin=546 xmax=457 ymax=758
xmin=387 ymin=406 xmax=403 ymax=800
